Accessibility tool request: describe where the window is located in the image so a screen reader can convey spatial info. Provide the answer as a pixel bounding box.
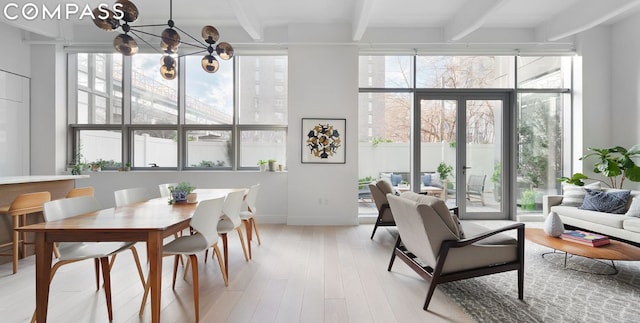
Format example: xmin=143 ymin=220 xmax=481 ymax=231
xmin=69 ymin=54 xmax=288 ymax=170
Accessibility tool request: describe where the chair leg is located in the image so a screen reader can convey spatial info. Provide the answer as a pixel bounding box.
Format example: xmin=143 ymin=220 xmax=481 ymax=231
xmin=212 ymin=244 xmax=228 ymax=286
xmin=188 ymin=254 xmax=200 ymax=322
xmin=423 ymin=280 xmax=438 ymax=311
xmin=370 ymin=223 xmax=379 ymax=239
xmin=99 ymin=257 xmax=114 ymax=321
xmin=251 ymin=218 xmax=261 ymax=245
xmin=12 ymin=215 xmax=20 ymax=274
xmin=221 ymin=233 xmax=228 ymax=278
xmin=387 ymin=236 xmax=402 ymax=271
xmin=94 ymin=258 xmax=101 ymax=290
xmin=243 ymin=219 xmax=253 ymax=259
xmin=172 ymin=255 xmax=180 ymax=289
xmin=236 ymin=227 xmax=249 ymax=262
xmin=139 ymin=276 xmax=151 ymax=317
xmin=20 ymin=214 xmax=27 ymax=258
xmin=129 ymin=246 xmax=146 ymax=289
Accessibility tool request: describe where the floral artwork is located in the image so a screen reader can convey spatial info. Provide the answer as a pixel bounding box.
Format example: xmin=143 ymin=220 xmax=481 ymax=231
xmin=301 ymin=118 xmax=346 ymax=163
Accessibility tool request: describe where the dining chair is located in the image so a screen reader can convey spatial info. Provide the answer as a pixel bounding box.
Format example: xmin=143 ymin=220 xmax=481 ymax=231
xmin=30 ymin=196 xmax=145 ymax=322
xmin=0 ymin=191 xmax=51 ymax=274
xmin=240 ymin=184 xmax=262 ymax=259
xmin=139 ymin=197 xmax=228 ymax=322
xmin=66 ymin=186 xmax=95 ymax=198
xmin=205 ymin=190 xmax=248 ymax=278
xmin=114 ymin=187 xmax=150 ymax=207
xmin=158 ymin=183 xmax=178 ymax=198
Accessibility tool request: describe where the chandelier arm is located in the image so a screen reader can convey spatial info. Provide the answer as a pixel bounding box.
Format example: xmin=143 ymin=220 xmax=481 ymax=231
xmin=128 ymin=30 xmax=164 ymax=55
xmin=128 ymin=23 xmax=167 ymax=28
xmin=177 ymin=49 xmax=209 ymax=58
xmin=173 ymin=26 xmax=208 ymax=48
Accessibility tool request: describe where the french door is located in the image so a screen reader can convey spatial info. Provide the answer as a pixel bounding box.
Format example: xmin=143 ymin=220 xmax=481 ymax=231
xmin=413 ymin=90 xmax=513 ymax=220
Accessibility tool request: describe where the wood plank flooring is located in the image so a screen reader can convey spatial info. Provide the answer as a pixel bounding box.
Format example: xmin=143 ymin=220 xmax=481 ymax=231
xmin=0 ymin=224 xmax=473 ymax=323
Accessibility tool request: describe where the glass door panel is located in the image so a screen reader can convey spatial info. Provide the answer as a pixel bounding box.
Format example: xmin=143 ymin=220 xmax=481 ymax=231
xmin=419 ymin=99 xmax=457 ymax=206
xmin=464 ymin=100 xmax=503 ymax=218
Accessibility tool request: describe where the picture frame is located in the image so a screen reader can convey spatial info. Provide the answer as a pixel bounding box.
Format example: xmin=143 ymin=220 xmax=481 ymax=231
xmin=301 ymin=118 xmax=346 ymax=164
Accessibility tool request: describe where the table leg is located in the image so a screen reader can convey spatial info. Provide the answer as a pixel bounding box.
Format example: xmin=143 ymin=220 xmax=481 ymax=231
xmin=34 ymin=233 xmax=53 ymax=323
xmin=147 ymin=231 xmax=163 ymax=323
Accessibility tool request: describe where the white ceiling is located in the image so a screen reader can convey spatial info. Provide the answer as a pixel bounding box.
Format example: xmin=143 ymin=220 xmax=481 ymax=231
xmin=3 ymin=0 xmax=640 ymax=52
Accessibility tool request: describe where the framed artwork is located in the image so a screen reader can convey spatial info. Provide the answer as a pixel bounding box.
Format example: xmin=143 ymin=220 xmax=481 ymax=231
xmin=301 ymin=118 xmax=346 ymax=164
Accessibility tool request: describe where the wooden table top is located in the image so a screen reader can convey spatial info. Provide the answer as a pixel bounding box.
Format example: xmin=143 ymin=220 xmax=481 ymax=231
xmin=525 ymin=228 xmax=640 ymax=261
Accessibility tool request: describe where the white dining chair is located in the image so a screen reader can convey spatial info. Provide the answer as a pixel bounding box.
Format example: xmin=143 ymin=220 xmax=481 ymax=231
xmin=206 ymin=190 xmax=248 ymax=279
xmin=139 ymin=197 xmax=228 ymax=322
xmin=158 ymin=183 xmax=178 ymax=198
xmin=31 ymin=196 xmax=145 ymax=322
xmin=114 ymin=187 xmax=149 ymax=207
xmin=240 ymin=184 xmax=262 ymax=259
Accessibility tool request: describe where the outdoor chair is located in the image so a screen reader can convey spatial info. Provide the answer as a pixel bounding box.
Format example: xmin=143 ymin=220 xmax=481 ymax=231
xmin=369 ymin=180 xmax=396 ymax=239
xmin=386 ymin=192 xmax=524 ymax=311
xmin=466 ymin=174 xmax=486 ymax=205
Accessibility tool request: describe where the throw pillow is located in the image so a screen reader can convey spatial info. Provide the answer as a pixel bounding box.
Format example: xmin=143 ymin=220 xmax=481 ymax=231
xmin=421 ymin=174 xmax=432 ymax=186
xmin=579 ymin=189 xmax=631 ymax=214
xmin=390 ymin=174 xmax=403 ymax=186
xmin=560 ymin=182 xmax=601 ymax=207
xmin=380 ymin=172 xmax=392 ymax=187
xmin=430 ymin=174 xmax=443 ymax=188
xmin=625 ymin=196 xmax=640 ymax=217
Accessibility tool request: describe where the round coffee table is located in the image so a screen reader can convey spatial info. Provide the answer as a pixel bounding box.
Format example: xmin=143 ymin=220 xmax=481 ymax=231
xmin=525 ymin=228 xmax=640 ymax=274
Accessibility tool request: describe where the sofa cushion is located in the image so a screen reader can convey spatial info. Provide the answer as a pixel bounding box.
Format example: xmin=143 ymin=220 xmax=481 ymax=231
xmin=421 ymin=174 xmax=432 ymax=186
xmin=625 ymin=196 xmax=640 ymax=217
xmin=391 ymin=173 xmax=403 ymax=186
xmin=561 ymin=182 xmax=601 ymax=207
xmin=551 ymin=205 xmax=628 ymax=229
xmin=580 ymin=189 xmax=630 ymax=214
xmin=623 ymin=218 xmax=640 ymax=233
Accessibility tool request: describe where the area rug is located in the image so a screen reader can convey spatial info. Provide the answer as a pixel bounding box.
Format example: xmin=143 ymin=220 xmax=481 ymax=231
xmin=439 ymin=242 xmax=640 ymax=323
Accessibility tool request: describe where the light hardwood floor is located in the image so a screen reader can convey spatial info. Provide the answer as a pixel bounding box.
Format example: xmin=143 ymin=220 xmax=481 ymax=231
xmin=0 ymin=224 xmax=474 ymax=323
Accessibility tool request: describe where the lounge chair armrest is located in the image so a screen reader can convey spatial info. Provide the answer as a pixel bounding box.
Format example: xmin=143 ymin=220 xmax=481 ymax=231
xmin=447 ymin=222 xmax=524 ymax=248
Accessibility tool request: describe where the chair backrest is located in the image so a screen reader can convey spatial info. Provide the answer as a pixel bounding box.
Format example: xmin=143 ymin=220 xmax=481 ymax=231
xmin=467 ymin=175 xmax=486 ymax=193
xmin=399 ymin=191 xmax=460 ymax=237
xmin=244 ymin=184 xmax=260 ymax=213
xmin=114 ymin=188 xmax=149 ymax=207
xmin=223 ymin=190 xmax=245 ymax=227
xmin=43 ymin=196 xmax=100 ymax=222
xmin=190 ymin=197 xmax=225 ymax=246
xmin=8 ymin=191 xmax=51 ymax=215
xmin=369 ymin=182 xmax=388 ymax=212
xmin=158 ymin=183 xmax=178 ymax=198
xmin=66 ymin=186 xmax=95 ymax=198
xmin=387 ymin=194 xmax=458 ymax=268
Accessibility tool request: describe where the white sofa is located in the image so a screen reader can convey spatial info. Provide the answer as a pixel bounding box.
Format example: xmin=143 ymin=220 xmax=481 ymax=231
xmin=542 ymin=189 xmax=640 ymax=245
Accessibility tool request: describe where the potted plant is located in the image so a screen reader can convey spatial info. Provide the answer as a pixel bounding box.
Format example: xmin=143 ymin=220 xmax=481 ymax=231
xmin=125 ymin=162 xmax=131 ymax=171
xmin=168 ymin=182 xmax=196 ymax=204
xmin=437 ymin=161 xmax=453 ymax=181
xmin=559 ymin=145 xmax=640 ymax=188
xmin=268 ymin=159 xmax=277 ymax=172
xmin=257 ymin=160 xmax=267 ymax=172
xmin=91 ymin=159 xmax=107 ymax=172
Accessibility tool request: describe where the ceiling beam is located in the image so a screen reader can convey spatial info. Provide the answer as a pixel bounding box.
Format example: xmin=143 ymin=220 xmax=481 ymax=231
xmin=227 ymin=0 xmax=263 ymax=41
xmin=539 ymin=0 xmax=640 ymax=41
xmin=352 ymin=0 xmax=376 ymax=41
xmin=444 ymin=0 xmax=507 ymax=41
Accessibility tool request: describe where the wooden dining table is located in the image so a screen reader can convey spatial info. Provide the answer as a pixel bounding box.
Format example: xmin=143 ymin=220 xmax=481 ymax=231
xmin=17 ymin=188 xmax=240 ymax=323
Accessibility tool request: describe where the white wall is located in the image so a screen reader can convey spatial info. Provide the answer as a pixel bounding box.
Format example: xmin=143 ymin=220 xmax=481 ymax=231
xmin=286 ymin=24 xmax=359 ymax=225
xmin=0 ymin=22 xmax=31 ymax=77
xmin=612 ymin=12 xmax=640 ymax=147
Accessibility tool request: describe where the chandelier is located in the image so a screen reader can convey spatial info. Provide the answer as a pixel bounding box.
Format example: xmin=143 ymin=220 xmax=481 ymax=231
xmin=92 ymin=0 xmax=234 ymax=80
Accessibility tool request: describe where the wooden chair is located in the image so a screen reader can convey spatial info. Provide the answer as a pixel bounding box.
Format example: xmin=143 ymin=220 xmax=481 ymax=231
xmin=30 ymin=196 xmax=145 ymax=322
xmin=240 ymin=184 xmax=262 ymax=259
xmin=466 ymin=174 xmax=486 ymax=205
xmin=369 ymin=180 xmax=396 ymax=239
xmin=66 ymin=186 xmax=95 ymax=198
xmin=387 ymin=192 xmax=524 ymax=311
xmin=139 ymin=197 xmax=228 ymax=322
xmin=0 ymin=191 xmax=51 ymax=274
